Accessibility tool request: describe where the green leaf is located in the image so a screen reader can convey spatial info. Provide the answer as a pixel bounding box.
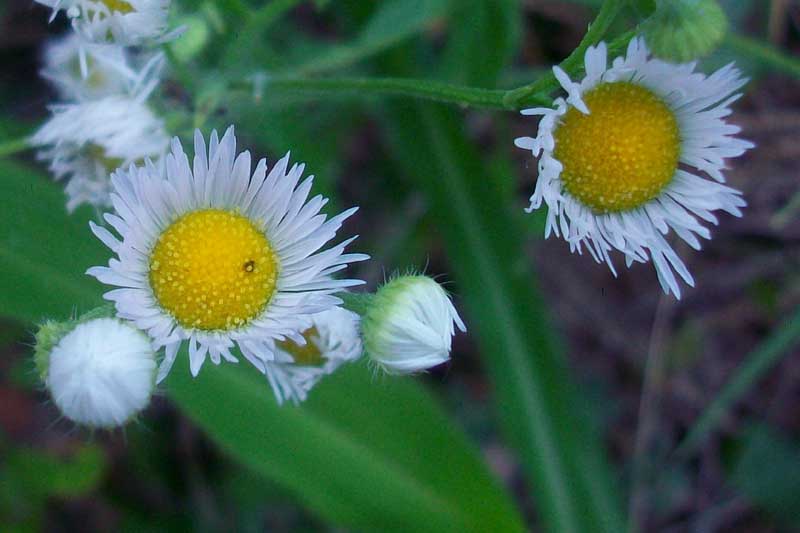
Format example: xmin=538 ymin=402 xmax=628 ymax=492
xmin=287 ymin=0 xmax=450 ymax=76
xmin=0 ymin=160 xmax=105 ymax=323
xmin=675 ymin=306 xmax=800 ymax=456
xmin=381 ymin=100 xmax=624 ymax=533
xmin=3 ymin=444 xmax=107 ymax=499
xmin=0 ymin=160 xmax=526 ymax=533
xmin=167 ymin=359 xmax=526 ymax=533
xmin=725 ymin=424 xmax=800 ymax=528
xmin=440 ymin=0 xmax=521 ymax=87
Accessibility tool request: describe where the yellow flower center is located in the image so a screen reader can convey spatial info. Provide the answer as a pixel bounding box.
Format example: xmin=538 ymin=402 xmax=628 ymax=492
xmin=553 ymin=81 xmax=681 ymax=213
xmin=101 ymin=0 xmax=134 ymax=13
xmin=85 ymin=144 xmax=124 ymax=172
xmin=276 ymin=327 xmax=325 ymax=366
xmin=149 ymin=209 xmax=278 ymax=331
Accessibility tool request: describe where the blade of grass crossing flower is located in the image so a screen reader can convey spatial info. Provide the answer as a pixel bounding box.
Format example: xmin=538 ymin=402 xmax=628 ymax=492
xmin=0 ymin=160 xmax=526 ymax=533
xmin=382 ymin=101 xmax=624 ymax=533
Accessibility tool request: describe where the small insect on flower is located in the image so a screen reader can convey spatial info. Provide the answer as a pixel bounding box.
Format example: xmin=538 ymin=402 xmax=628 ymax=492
xmin=87 ymin=127 xmax=369 ymax=383
xmin=36 ymin=317 xmax=157 ymax=428
xmin=34 ymin=0 xmax=174 ymax=46
xmin=31 ymin=95 xmax=169 ymax=211
xmin=264 ymin=307 xmax=363 ymax=405
xmin=515 ymin=37 xmax=753 ymax=298
xmin=361 ymin=275 xmax=466 ymax=375
xmin=41 ymin=33 xmax=164 ymax=102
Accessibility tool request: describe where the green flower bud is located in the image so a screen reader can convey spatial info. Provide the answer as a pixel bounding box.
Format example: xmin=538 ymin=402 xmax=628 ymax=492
xmin=642 ymin=0 xmax=728 ymax=62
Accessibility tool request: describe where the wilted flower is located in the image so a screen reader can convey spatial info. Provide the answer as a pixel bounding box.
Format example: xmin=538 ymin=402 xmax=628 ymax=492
xmin=31 ymin=95 xmax=169 ymax=211
xmin=41 ymin=32 xmax=164 ymax=101
xmin=515 ymin=37 xmax=752 ymax=297
xmin=35 ymin=0 xmax=173 ymax=46
xmin=264 ymin=307 xmax=363 ymax=405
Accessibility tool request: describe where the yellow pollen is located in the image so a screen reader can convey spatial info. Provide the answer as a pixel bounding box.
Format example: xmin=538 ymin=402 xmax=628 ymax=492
xmin=149 ymin=209 xmax=278 ymax=331
xmin=553 ymin=81 xmax=681 ymax=213
xmin=276 ymin=327 xmax=325 ymax=366
xmin=85 ymin=144 xmax=124 ymax=172
xmin=101 ymin=0 xmax=134 ymax=13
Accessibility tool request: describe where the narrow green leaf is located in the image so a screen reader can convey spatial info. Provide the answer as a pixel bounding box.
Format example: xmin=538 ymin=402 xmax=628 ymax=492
xmin=287 ymin=0 xmax=450 ymax=76
xmin=168 ymin=359 xmax=526 ymax=533
xmin=440 ymin=0 xmax=521 ymax=87
xmin=0 ymin=160 xmax=526 ymax=533
xmin=725 ymin=423 xmax=800 ymax=527
xmin=0 ymin=160 xmax=105 ymax=323
xmin=675 ymin=306 xmax=800 ymax=457
xmin=4 ymin=444 xmax=107 ymax=499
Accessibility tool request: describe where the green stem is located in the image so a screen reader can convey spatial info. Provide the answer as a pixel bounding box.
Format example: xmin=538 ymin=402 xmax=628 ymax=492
xmin=235 ymin=76 xmax=526 ymax=109
xmin=0 ymin=137 xmax=30 ymax=158
xmin=339 ymin=292 xmax=374 ymax=317
xmin=503 ymin=0 xmax=625 ymax=108
xmin=724 ymin=33 xmax=800 ymax=79
xmin=673 ymin=306 xmax=800 ymax=458
xmin=252 ymin=0 xmax=303 ymax=29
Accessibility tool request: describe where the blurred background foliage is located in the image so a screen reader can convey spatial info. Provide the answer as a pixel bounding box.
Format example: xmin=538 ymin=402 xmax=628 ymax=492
xmin=0 ymin=0 xmax=798 ymax=531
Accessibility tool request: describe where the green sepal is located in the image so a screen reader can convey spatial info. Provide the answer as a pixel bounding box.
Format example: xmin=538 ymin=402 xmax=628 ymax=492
xmin=33 ymin=305 xmax=116 ymax=382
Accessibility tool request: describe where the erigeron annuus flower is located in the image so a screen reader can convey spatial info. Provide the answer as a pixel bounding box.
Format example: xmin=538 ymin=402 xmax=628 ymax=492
xmin=35 ymin=0 xmax=172 ymax=45
xmin=264 ymin=307 xmax=363 ymax=405
xmin=361 ymin=275 xmax=466 ymax=374
xmin=514 ymin=37 xmax=753 ymax=298
xmin=31 ymin=95 xmax=169 ymax=211
xmin=35 ymin=315 xmax=157 ymax=428
xmin=42 ymin=33 xmax=164 ymax=101
xmin=87 ymin=127 xmax=368 ymax=383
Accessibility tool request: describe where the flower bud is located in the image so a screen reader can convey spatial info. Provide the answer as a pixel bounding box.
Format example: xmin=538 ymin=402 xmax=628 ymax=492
xmin=35 ymin=313 xmax=157 ymax=428
xmin=642 ymin=0 xmax=728 ymax=62
xmin=360 ymin=275 xmax=466 ymax=374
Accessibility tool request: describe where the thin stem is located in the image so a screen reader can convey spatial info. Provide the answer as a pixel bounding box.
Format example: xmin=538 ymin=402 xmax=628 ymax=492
xmin=627 ymin=295 xmax=675 ymax=533
xmin=724 ymin=33 xmax=800 ymax=79
xmin=503 ymin=0 xmax=625 ymax=108
xmin=252 ymin=0 xmax=303 ymax=29
xmin=233 ymin=76 xmax=526 ymax=110
xmin=0 ymin=137 xmax=31 ymax=158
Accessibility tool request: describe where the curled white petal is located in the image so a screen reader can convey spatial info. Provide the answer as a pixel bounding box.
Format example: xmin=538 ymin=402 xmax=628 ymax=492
xmin=515 ymin=37 xmax=752 ymax=298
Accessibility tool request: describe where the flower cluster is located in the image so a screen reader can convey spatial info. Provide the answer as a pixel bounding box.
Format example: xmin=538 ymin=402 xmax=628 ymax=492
xmin=26 ymin=2 xmax=753 ymax=431
xmin=31 ymin=2 xmax=172 ymax=211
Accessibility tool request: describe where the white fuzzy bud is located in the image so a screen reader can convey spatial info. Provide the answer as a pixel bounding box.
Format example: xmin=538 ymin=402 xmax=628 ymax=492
xmin=360 ymin=276 xmax=466 ymax=374
xmin=41 ymin=317 xmax=157 ymax=428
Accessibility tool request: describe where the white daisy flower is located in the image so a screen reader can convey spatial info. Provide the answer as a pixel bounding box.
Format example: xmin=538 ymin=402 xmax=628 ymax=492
xmin=264 ymin=307 xmax=363 ymax=405
xmin=44 ymin=317 xmax=157 ymax=428
xmin=31 ymin=95 xmax=169 ymax=211
xmin=42 ymin=33 xmax=164 ymax=101
xmin=87 ymin=127 xmax=369 ymax=383
xmin=35 ymin=0 xmax=173 ymax=46
xmin=361 ymin=275 xmax=466 ymax=375
xmin=514 ymin=37 xmax=753 ymax=298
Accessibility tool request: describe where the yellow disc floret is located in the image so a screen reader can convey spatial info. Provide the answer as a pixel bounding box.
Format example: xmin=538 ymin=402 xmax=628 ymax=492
xmin=276 ymin=327 xmax=325 ymax=366
xmin=554 ymin=81 xmax=681 ymax=213
xmin=101 ymin=0 xmax=135 ymax=13
xmin=149 ymin=209 xmax=278 ymax=331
